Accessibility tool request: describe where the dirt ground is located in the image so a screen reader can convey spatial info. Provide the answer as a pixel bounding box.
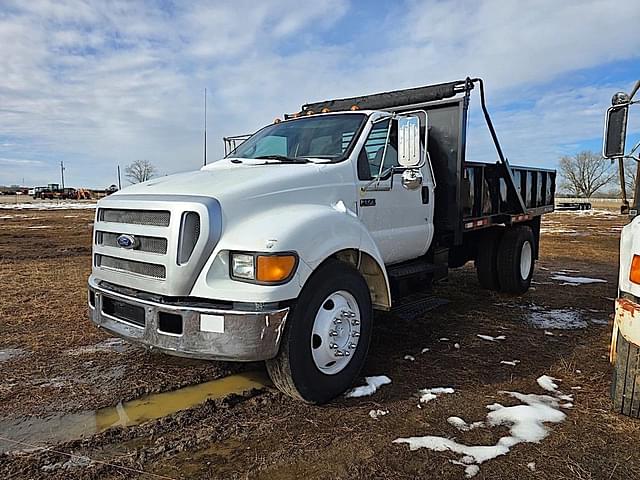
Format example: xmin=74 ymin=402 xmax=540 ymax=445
xmin=1 ymin=206 xmax=639 ymax=479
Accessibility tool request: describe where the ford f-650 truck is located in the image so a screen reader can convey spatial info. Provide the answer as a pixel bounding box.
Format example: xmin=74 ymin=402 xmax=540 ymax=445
xmin=88 ymin=78 xmax=555 ymax=403
xmin=604 ymin=79 xmax=640 ymax=417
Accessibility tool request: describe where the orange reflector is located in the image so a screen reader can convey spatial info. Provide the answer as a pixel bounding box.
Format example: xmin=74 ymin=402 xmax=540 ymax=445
xmin=350 ymin=105 xmax=359 ymax=111
xmin=630 ymin=255 xmax=640 ymax=284
xmin=321 ymin=108 xmax=330 ymax=113
xmin=256 ymin=255 xmax=297 ymax=283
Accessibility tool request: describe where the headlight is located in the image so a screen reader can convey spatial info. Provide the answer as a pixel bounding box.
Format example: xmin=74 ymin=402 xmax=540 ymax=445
xmin=230 ymin=252 xmax=298 ymax=284
xmin=231 ymin=253 xmax=255 ymax=280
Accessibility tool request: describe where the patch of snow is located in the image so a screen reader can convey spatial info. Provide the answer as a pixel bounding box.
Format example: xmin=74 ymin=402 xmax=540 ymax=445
xmin=404 ymin=355 xmax=415 ymax=361
xmin=448 ymin=416 xmax=484 ymax=431
xmin=395 ymin=376 xmax=570 ymax=478
xmin=0 ymin=202 xmax=97 ymax=210
xmin=421 ymin=348 xmax=430 ymax=353
xmin=454 ymin=343 xmax=460 ymax=349
xmin=439 ymin=337 xmax=450 ymax=341
xmin=527 ymin=462 xmax=536 ymax=471
xmin=419 ymin=387 xmax=455 ymax=404
xmin=26 ymin=225 xmax=52 ymax=229
xmin=477 ymin=334 xmax=506 ymax=342
xmin=551 ymin=274 xmax=607 ymax=285
xmin=0 ymin=215 xmax=13 ymax=219
xmin=345 ymin=375 xmax=391 ymax=398
xmin=544 ymin=330 xmax=554 ymax=336
xmin=527 ymin=309 xmax=587 ymax=329
xmin=500 ymin=360 xmax=520 ymax=366
xmin=369 ymin=409 xmax=389 ymax=420
xmin=537 ymin=375 xmax=560 ymax=392
xmin=571 ymin=386 xmax=581 ymax=390
xmin=0 ymin=348 xmax=28 ymax=362
xmin=560 ymin=403 xmax=573 ymax=408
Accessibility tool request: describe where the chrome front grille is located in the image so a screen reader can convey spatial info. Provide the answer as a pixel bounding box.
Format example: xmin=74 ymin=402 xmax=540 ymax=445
xmin=96 ymin=254 xmax=166 ymax=279
xmin=98 ymin=208 xmax=170 ymax=227
xmin=92 ymin=196 xmax=222 ymax=296
xmin=96 ymin=231 xmax=168 ymax=254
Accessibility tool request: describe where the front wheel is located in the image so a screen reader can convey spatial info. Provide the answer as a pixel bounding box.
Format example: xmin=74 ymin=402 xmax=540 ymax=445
xmin=266 ymin=259 xmax=372 ymax=404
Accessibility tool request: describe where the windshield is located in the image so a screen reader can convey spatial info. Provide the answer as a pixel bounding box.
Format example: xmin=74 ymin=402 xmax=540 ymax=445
xmin=228 ymin=113 xmax=366 ymax=162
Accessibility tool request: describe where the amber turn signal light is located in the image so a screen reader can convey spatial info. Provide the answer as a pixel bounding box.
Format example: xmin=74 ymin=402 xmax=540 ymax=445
xmin=630 ymin=255 xmax=640 ymax=284
xmin=256 ymin=255 xmax=297 ymax=283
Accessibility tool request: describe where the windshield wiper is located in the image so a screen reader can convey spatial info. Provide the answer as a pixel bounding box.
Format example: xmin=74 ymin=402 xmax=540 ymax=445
xmin=255 ymin=155 xmax=311 ymax=164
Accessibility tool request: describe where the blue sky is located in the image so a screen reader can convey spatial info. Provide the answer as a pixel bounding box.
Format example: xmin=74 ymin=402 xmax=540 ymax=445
xmin=0 ymin=0 xmax=639 ymax=188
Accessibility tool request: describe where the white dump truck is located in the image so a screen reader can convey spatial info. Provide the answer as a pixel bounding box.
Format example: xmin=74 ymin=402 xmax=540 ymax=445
xmin=604 ymin=80 xmax=640 ymax=417
xmin=88 ymin=78 xmax=555 ymax=403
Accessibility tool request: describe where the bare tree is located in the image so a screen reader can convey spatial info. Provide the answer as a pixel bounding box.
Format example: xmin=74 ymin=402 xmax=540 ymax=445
xmin=559 ymin=151 xmax=615 ymax=198
xmin=125 ymin=160 xmax=157 ymax=184
xmin=621 ymin=158 xmax=640 ymax=197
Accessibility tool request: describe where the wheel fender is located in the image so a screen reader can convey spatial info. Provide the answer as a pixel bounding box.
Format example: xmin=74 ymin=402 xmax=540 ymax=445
xmin=217 ymin=202 xmax=391 ymax=308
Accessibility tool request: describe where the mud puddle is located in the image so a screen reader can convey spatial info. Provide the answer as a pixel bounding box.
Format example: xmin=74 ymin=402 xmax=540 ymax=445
xmin=0 ymin=371 xmax=267 ymax=453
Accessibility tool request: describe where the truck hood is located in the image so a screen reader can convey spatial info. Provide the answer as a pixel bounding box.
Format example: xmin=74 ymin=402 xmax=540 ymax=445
xmin=111 ymin=158 xmax=352 ymax=204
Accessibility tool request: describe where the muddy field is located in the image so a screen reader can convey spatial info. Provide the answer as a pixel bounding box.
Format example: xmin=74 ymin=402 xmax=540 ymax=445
xmin=1 ymin=206 xmax=639 ymax=479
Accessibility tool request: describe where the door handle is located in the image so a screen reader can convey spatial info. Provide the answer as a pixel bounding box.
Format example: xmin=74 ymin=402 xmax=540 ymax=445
xmin=421 ymin=186 xmax=429 ymax=204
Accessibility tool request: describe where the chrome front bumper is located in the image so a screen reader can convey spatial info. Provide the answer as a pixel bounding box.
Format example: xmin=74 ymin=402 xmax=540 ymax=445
xmin=88 ymin=276 xmax=289 ymax=361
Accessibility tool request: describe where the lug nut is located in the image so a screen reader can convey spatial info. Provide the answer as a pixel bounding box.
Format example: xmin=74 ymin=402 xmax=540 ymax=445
xmin=351 ymin=320 xmax=360 ymax=326
xmin=335 ymin=350 xmax=344 ymax=357
xmin=344 ymin=350 xmax=350 ymax=356
xmin=351 ymin=332 xmax=360 ymax=338
xmin=329 ymin=330 xmax=338 ymax=337
xmin=333 ymin=318 xmax=342 ymax=325
xmin=349 ymin=343 xmax=357 ymax=349
xmin=330 ymin=343 xmax=338 ymax=349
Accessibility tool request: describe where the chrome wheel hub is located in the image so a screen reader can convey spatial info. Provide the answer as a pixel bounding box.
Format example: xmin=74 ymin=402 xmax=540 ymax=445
xmin=311 ymin=290 xmax=361 ymax=375
xmin=520 ymin=240 xmax=532 ymax=280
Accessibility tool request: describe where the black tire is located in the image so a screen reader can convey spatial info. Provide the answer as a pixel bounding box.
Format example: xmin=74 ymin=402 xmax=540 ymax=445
xmin=266 ymin=259 xmax=373 ymax=404
xmin=612 ymin=329 xmax=640 ymax=417
xmin=475 ymin=229 xmax=503 ymax=291
xmin=496 ymin=226 xmax=535 ymax=294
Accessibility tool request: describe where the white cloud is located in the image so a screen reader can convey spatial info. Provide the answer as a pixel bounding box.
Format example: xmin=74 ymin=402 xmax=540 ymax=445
xmin=0 ymin=0 xmax=638 ymax=187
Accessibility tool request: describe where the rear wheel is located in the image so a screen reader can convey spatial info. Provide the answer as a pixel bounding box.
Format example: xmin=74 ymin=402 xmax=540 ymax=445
xmin=496 ymin=226 xmax=535 ymax=294
xmin=266 ymin=259 xmax=372 ymax=404
xmin=612 ymin=329 xmax=640 ymax=417
xmin=475 ymin=229 xmax=503 ymax=291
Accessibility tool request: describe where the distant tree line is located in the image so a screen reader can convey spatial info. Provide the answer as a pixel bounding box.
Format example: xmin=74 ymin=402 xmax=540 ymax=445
xmin=558 ymin=150 xmax=637 ymax=198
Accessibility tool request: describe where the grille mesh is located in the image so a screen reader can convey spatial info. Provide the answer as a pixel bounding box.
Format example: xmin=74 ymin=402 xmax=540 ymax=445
xmin=96 ymin=254 xmax=166 ymax=279
xmin=96 ymin=231 xmax=168 ymax=254
xmin=99 ymin=208 xmax=170 ymax=227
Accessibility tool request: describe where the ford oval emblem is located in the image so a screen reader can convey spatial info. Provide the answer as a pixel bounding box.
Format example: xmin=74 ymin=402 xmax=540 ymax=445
xmin=116 ymin=234 xmax=137 ymax=249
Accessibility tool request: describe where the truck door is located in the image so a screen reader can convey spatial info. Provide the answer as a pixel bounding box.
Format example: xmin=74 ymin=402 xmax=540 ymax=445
xmin=357 ymin=116 xmax=434 ymax=265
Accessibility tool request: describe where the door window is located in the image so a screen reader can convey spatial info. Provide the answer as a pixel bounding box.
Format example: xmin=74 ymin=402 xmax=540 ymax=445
xmin=357 ymin=119 xmax=398 ymax=180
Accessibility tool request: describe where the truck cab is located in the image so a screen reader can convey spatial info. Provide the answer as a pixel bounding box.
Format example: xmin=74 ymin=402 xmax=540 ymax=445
xmin=88 ymin=78 xmax=555 ymax=403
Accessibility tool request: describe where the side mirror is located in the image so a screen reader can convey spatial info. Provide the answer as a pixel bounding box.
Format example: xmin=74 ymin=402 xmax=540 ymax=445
xmin=603 ymin=104 xmax=629 ymax=159
xmin=398 ymin=115 xmax=421 ymax=168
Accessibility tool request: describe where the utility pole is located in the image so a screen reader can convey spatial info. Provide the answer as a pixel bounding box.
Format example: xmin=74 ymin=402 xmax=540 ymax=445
xmin=60 ymin=161 xmax=65 ymax=190
xmin=203 ymin=87 xmax=207 ymax=166
xmin=117 ymin=165 xmax=122 ymax=190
